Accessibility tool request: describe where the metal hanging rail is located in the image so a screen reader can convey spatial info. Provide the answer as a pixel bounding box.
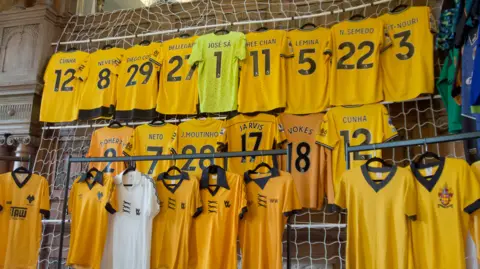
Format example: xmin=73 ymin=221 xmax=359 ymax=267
xmin=345 ymin=131 xmax=480 ymax=169
xmin=57 ymin=147 xmax=295 ymax=269
xmin=51 ymin=0 xmax=392 ymax=47
xmin=0 ymin=155 xmax=33 ymax=170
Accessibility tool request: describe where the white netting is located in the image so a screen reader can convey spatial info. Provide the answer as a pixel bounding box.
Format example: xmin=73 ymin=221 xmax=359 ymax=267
xmin=35 ymin=0 xmax=472 ymax=268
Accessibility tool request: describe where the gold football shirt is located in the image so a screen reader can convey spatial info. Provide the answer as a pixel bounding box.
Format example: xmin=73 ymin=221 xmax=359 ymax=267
xmin=194 ymin=167 xmax=247 ymax=269
xmin=286 ymin=27 xmax=330 ymax=114
xmin=335 ymin=165 xmax=417 ymax=269
xmin=380 ymin=7 xmax=437 ymax=101
xmin=315 ymin=104 xmax=398 ymax=198
xmin=326 ymin=18 xmax=391 ymax=105
xmin=41 ymin=50 xmax=89 ymax=122
xmin=238 ymin=30 xmax=290 ymax=113
xmin=280 ymin=113 xmax=333 ymax=209
xmin=67 ymin=171 xmax=117 ymax=269
xmin=177 ymin=118 xmax=225 ymax=178
xmin=151 ymin=36 xmax=199 ymax=115
xmin=116 ymin=43 xmax=161 ymax=119
xmin=150 ymin=172 xmax=202 ymax=269
xmin=240 ymin=169 xmax=302 ymax=269
xmin=77 ymin=47 xmax=124 ymax=119
xmin=0 ymin=172 xmax=50 ymax=269
xmin=410 ymin=158 xmax=480 ymax=269
xmin=123 ymin=123 xmax=178 ymax=178
xmin=218 ymin=113 xmax=287 ymax=175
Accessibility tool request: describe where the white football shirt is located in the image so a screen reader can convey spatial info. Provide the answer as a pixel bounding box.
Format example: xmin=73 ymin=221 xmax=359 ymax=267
xmin=102 ymin=170 xmax=160 ymax=269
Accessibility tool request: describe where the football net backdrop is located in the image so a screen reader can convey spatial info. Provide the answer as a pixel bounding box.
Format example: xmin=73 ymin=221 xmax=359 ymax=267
xmin=34 ymin=0 xmax=472 ymax=268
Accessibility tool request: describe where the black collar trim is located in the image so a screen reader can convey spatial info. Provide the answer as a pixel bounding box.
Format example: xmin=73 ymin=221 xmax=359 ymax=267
xmin=361 ymin=164 xmax=397 ymax=193
xmin=157 ymin=171 xmax=189 ymax=194
xmin=11 ymin=171 xmax=32 ymax=189
xmin=200 ymin=166 xmax=230 ymax=196
xmin=244 ymin=168 xmax=280 ymax=190
xmin=79 ymin=171 xmax=104 ymax=190
xmin=410 ymin=158 xmax=445 ymax=192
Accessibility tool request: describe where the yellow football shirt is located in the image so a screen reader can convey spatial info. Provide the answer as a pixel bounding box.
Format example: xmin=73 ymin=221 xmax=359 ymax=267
xmin=240 ymin=169 xmax=302 ymax=269
xmin=194 ymin=167 xmax=247 ymax=269
xmin=41 ymin=50 xmax=89 ymax=123
xmin=177 ymin=118 xmax=225 ymax=178
xmin=0 ymin=172 xmax=50 ymax=269
xmin=335 ymin=165 xmax=417 ymax=269
xmin=77 ymin=47 xmax=124 ymax=119
xmin=280 ymin=113 xmax=333 ymax=209
xmin=87 ymin=126 xmax=134 ymax=176
xmin=410 ymin=158 xmax=480 ymax=269
xmin=151 ymin=172 xmax=202 ymax=269
xmin=285 ymin=27 xmax=330 ymax=114
xmin=380 ymin=7 xmax=437 ymax=102
xmin=116 ymin=43 xmax=161 ymax=119
xmin=326 ymin=18 xmax=391 ymax=105
xmin=218 ymin=113 xmax=287 ymax=175
xmin=315 ymin=104 xmax=398 ymax=196
xmin=238 ymin=30 xmax=289 ymax=113
xmin=123 ymin=123 xmax=177 ymax=178
xmin=471 ymin=161 xmax=480 ymax=263
xmin=67 ymin=171 xmax=117 ymax=269
xmin=151 ymin=36 xmax=199 ymax=115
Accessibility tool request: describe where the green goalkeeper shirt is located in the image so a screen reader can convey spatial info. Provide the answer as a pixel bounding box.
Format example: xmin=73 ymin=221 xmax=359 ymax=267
xmin=188 ymin=31 xmax=246 ymax=113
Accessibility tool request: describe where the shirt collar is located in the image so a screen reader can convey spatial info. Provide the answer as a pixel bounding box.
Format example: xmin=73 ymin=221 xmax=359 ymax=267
xmin=157 ymin=171 xmax=190 ymax=181
xmin=244 ymin=168 xmax=280 ymax=189
xmin=200 ymin=166 xmax=229 ymax=190
xmin=79 ymin=170 xmax=104 ymax=185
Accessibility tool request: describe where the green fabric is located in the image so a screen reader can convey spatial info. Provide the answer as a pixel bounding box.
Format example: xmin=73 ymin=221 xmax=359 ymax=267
xmin=189 ymin=32 xmax=246 ymax=113
xmin=437 ymin=48 xmax=462 ymax=133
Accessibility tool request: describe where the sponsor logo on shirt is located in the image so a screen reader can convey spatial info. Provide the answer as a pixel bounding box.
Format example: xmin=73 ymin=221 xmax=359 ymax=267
xmin=10 ymin=207 xmax=27 ymax=219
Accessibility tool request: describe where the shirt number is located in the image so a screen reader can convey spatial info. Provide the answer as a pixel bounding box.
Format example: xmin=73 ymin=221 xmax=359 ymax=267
xmin=167 ymin=55 xmax=197 ymax=82
xmin=181 ymin=145 xmax=215 ymax=171
xmin=337 ymin=41 xmax=375 ymax=70
xmin=126 ymin=62 xmax=153 ymax=86
xmin=214 ymin=51 xmax=222 ymax=78
xmin=340 ymin=128 xmax=373 ymax=161
xmin=241 ymin=132 xmax=263 ymax=163
xmin=147 ymin=146 xmax=163 ymax=175
xmin=295 ymin=142 xmax=311 ymax=173
xmin=54 ymin=69 xmax=76 ymax=92
xmin=394 ymin=30 xmax=414 ymax=60
xmin=250 ymin=49 xmax=271 ymax=77
xmin=298 ymin=48 xmax=317 ymax=75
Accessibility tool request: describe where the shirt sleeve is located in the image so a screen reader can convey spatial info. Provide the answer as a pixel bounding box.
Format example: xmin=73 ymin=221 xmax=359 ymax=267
xmin=188 ymin=38 xmax=203 ymax=66
xmin=148 ymin=176 xmax=160 ymax=217
xmin=404 ymin=172 xmax=417 ymax=220
xmin=87 ymin=131 xmax=98 ymax=158
xmin=169 ymin=127 xmax=178 ymax=154
xmin=324 ymin=31 xmax=333 ymax=57
xmin=76 ymin=55 xmax=90 ymax=82
xmin=334 ymin=172 xmax=347 ymax=209
xmin=112 ymin=49 xmax=125 ymax=76
xmin=40 ymin=177 xmax=51 ymax=219
xmin=282 ymin=174 xmax=302 ymax=217
xmin=275 ymin=116 xmax=287 ymax=146
xmin=463 ymin=162 xmax=480 ymax=214
xmin=428 ymin=7 xmax=439 ymax=34
xmin=315 ymin=112 xmax=338 ymax=150
xmin=191 ymin=177 xmax=203 ymax=218
xmin=381 ymin=105 xmax=398 ymax=142
xmin=381 ymin=23 xmax=394 ymax=53
xmin=236 ymin=33 xmax=247 ymax=60
xmin=238 ymin=178 xmax=248 ymax=219
xmin=320 ymin=145 xmax=335 ymax=208
xmin=67 ymin=181 xmax=76 ymax=215
xmin=150 ymin=43 xmax=163 ymax=67
xmin=105 ymin=179 xmax=118 ymax=214
xmin=43 ymin=56 xmax=55 ymax=84
xmin=0 ymin=177 xmax=4 ymax=212
xmin=216 ymin=120 xmax=228 ymax=152
xmin=280 ymin=31 xmax=293 ymax=58
xmin=123 ymin=130 xmax=136 ymax=156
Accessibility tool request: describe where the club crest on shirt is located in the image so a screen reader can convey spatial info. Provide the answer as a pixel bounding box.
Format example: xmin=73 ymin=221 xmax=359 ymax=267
xmin=438 ymin=184 xmax=454 ymax=208
xmin=26 ymin=195 xmax=35 ymax=204
xmin=224 ymin=200 xmax=231 ymax=208
xmin=97 ymin=191 xmax=104 ymax=201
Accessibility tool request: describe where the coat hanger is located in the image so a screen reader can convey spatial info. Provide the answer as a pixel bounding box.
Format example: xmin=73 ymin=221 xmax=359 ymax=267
xmin=108 ymin=119 xmax=123 ymax=128
xmin=415 ymin=139 xmax=441 ymax=164
xmin=150 ymin=117 xmax=165 ymax=126
xmin=391 ymin=4 xmax=408 ymax=12
xmin=166 ymin=165 xmax=182 ymax=175
xmin=179 ymin=33 xmax=191 ymax=38
xmin=349 ymin=14 xmax=366 ymax=21
xmin=214 ymin=28 xmax=230 ymax=35
xmin=86 ymin=167 xmax=100 ymax=180
xmin=256 ymin=26 xmax=269 ymax=32
xmin=249 ymin=151 xmax=272 ymax=174
xmin=102 ymin=44 xmax=114 ymax=49
xmin=365 ymin=157 xmax=392 ymax=172
xmin=122 ymin=164 xmax=136 ymax=175
xmin=300 ymin=23 xmax=317 ymax=30
xmin=139 ymin=39 xmax=151 ymax=46
xmin=66 ymin=47 xmax=77 ymax=52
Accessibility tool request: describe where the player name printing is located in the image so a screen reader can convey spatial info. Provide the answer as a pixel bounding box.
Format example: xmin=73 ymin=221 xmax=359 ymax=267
xmin=385 ymin=17 xmax=419 ymax=30
xmin=168 ymin=43 xmax=194 ymax=50
xmin=295 ymin=39 xmax=320 ymax=46
xmin=127 ymin=55 xmax=151 ymax=62
xmin=340 ymin=28 xmax=375 ymax=35
xmin=342 ymin=115 xmax=367 ymax=123
xmin=60 ymin=58 xmax=76 ymax=64
xmin=246 ymin=39 xmax=277 ymax=47
xmin=207 ymin=41 xmax=232 ymax=48
xmin=288 ymin=126 xmax=314 ymax=135
xmin=99 ymin=138 xmax=127 ymax=147
xmin=239 ymin=122 xmax=264 ymax=132
xmin=180 ymin=131 xmax=219 ymax=138
xmin=97 ymin=59 xmax=120 ymax=66
xmin=148 ymin=134 xmax=164 ymax=140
